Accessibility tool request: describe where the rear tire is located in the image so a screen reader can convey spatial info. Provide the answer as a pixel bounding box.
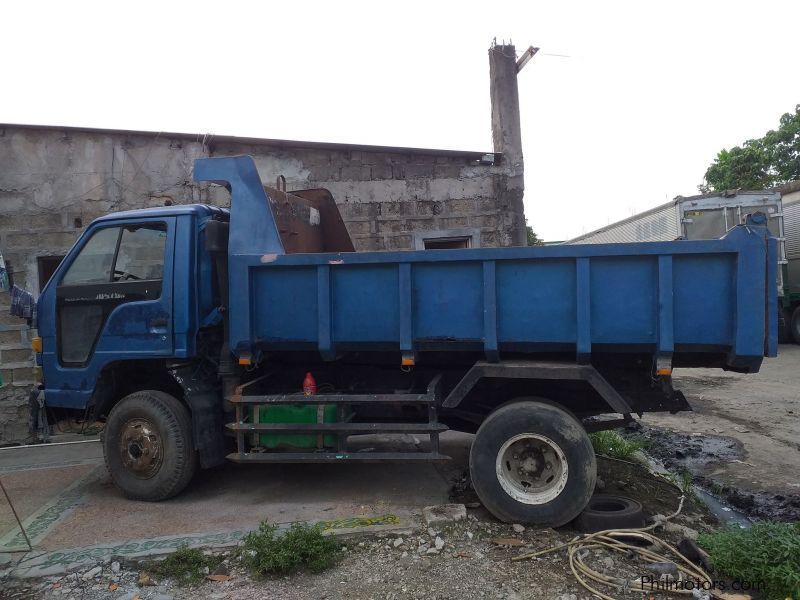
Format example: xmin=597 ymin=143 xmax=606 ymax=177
xmin=791 ymin=306 xmax=800 ymax=345
xmin=470 ymin=400 xmax=596 ymax=527
xmin=103 ymin=390 xmax=196 ymax=501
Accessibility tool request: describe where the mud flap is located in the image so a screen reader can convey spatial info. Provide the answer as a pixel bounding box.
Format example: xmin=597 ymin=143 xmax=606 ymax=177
xmin=170 ymin=364 xmax=226 ymax=469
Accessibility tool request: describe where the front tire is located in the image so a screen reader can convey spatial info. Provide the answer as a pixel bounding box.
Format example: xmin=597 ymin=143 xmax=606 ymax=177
xmin=470 ymin=400 xmax=596 ymax=527
xmin=103 ymin=390 xmax=197 ymax=501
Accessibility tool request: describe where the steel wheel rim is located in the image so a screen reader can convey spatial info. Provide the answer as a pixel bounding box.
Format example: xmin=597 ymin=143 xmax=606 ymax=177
xmin=495 ymin=433 xmax=568 ymax=505
xmin=119 ymin=418 xmax=164 ymax=479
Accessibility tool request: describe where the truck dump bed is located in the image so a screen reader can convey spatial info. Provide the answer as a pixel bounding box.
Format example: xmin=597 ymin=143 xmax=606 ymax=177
xmin=197 ymin=157 xmax=778 ymax=373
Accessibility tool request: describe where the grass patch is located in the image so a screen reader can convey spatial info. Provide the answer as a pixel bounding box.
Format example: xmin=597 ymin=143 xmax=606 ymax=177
xmin=698 ymin=521 xmax=800 ymax=599
xmin=590 ymin=430 xmax=645 ymax=460
xmin=150 ymin=544 xmax=222 ymax=586
xmin=661 ymin=468 xmax=696 ymax=499
xmin=241 ymin=521 xmax=340 ymax=576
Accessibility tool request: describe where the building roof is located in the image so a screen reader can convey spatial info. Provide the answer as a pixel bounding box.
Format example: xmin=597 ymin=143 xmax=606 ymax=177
xmin=0 ymin=122 xmax=499 ymax=162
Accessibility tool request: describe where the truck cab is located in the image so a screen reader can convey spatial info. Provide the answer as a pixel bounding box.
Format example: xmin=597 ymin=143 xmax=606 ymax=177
xmin=37 ymin=205 xmax=225 ymax=411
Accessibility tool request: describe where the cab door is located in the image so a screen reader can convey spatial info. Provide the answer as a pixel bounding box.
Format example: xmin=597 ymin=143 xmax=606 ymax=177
xmin=46 ymin=218 xmax=175 ymax=406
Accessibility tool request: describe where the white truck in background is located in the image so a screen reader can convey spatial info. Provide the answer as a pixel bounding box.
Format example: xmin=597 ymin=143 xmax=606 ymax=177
xmin=565 ymin=186 xmax=800 ymax=343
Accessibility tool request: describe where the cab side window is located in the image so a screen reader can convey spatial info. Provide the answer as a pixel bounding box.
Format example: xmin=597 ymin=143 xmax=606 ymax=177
xmin=114 ymin=225 xmax=167 ymax=281
xmin=62 ymin=227 xmax=119 ymax=285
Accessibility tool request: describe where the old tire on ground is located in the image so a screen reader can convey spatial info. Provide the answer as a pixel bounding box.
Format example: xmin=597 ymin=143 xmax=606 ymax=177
xmin=574 ymin=494 xmax=645 ymax=532
xmin=469 ymin=400 xmax=596 ymax=527
xmin=103 ymin=390 xmax=196 ymax=501
xmin=791 ymin=306 xmax=800 ymax=345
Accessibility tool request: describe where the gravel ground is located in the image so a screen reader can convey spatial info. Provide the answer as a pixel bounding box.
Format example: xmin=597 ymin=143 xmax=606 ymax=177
xmin=2 ymin=458 xmax=708 ymax=600
xmin=2 ymin=517 xmax=702 ymax=600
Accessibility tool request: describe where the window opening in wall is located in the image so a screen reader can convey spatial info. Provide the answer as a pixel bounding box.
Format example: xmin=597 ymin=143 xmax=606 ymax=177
xmin=37 ymin=255 xmax=65 ymax=291
xmin=423 ymin=237 xmax=472 ymax=249
xmin=414 ymin=227 xmax=481 ymax=250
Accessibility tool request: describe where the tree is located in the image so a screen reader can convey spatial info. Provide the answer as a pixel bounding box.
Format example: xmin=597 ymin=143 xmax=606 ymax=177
xmin=701 ymin=105 xmax=800 ymax=192
xmin=526 ymin=221 xmax=544 ymax=246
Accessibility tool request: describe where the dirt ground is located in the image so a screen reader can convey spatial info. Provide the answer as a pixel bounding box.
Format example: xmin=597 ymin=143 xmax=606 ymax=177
xmin=641 ymin=343 xmax=800 ymax=520
xmin=3 ymin=457 xmax=706 ymax=600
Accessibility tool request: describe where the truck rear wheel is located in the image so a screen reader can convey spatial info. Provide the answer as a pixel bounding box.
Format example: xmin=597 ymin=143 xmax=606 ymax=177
xmin=103 ymin=390 xmax=197 ymax=501
xmin=470 ymin=400 xmax=596 ymax=527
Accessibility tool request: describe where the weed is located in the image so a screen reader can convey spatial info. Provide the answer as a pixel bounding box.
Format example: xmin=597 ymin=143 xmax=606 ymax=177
xmin=589 ymin=430 xmax=645 ymax=460
xmin=698 ymin=521 xmax=800 ymax=599
xmin=675 ymin=468 xmax=695 ymax=497
xmin=241 ymin=521 xmax=340 ymax=576
xmin=150 ymin=544 xmax=222 ymax=586
xmin=708 ymin=480 xmax=726 ymax=497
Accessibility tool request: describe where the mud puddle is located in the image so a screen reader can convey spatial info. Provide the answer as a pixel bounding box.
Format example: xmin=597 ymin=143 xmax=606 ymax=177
xmin=632 ymin=423 xmax=800 ymax=522
xmin=633 ymin=423 xmax=742 ymax=472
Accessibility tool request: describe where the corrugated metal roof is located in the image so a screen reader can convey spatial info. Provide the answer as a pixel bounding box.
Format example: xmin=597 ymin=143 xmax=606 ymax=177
xmin=565 ymin=199 xmax=678 ymax=244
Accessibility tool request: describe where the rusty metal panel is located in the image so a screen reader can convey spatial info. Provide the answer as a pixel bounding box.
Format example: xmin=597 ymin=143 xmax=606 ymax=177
xmin=264 ymin=187 xmax=355 ymax=254
xmin=265 ymin=187 xmax=323 ymax=253
xmin=289 ymin=188 xmax=356 ymax=253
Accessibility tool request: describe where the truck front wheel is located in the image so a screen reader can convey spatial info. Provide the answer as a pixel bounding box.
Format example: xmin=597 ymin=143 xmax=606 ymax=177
xmin=103 ymin=390 xmax=197 ymax=501
xmin=470 ymin=400 xmax=596 ymax=527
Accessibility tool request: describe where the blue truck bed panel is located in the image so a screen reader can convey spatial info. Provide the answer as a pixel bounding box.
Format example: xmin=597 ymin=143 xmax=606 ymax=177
xmin=231 ymin=230 xmax=777 ymax=370
xmin=193 ymin=155 xmax=777 ymax=371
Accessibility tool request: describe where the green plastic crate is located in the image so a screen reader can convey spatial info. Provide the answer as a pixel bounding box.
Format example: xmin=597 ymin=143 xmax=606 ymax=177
xmin=254 ymin=404 xmax=338 ymax=449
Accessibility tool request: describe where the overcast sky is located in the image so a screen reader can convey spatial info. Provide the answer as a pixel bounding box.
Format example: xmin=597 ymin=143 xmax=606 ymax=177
xmin=2 ymin=0 xmax=799 ymax=241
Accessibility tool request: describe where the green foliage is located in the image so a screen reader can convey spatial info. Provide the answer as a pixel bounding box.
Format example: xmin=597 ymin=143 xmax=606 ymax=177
xmin=241 ymin=521 xmax=339 ymax=576
xmin=702 ymin=105 xmax=800 ymax=192
xmin=526 ymin=219 xmax=544 ymax=246
xmin=698 ymin=521 xmax=800 ymax=599
xmin=151 ymin=544 xmax=222 ymax=586
xmin=589 ymin=430 xmax=645 ymax=460
xmin=676 ymin=469 xmax=694 ymax=496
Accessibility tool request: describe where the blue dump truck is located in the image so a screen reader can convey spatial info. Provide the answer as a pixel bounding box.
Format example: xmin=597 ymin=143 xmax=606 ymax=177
xmin=34 ymin=156 xmax=778 ymax=526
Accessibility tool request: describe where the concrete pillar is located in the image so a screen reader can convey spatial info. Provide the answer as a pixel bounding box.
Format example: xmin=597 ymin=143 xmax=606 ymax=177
xmin=489 ymin=43 xmax=526 ymax=246
xmin=489 ymin=44 xmax=523 ymax=174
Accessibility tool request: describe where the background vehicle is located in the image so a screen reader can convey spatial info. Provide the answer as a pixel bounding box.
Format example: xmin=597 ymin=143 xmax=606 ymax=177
xmin=778 ymin=182 xmax=800 ymax=342
xmin=34 ymin=156 xmax=778 ymax=526
xmin=566 ymin=188 xmax=800 ymax=342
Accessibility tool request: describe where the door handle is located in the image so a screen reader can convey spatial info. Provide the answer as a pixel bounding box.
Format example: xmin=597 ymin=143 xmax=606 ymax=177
xmin=148 ymin=318 xmax=169 ymax=333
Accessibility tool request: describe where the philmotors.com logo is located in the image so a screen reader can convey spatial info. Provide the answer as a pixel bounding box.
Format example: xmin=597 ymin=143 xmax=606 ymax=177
xmin=640 ymin=575 xmax=766 ymax=594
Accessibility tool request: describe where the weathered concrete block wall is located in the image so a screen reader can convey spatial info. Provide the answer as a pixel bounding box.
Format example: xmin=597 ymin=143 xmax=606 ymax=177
xmin=1 ymin=126 xmax=525 ymax=293
xmin=220 ymin=141 xmax=525 ymax=252
xmin=0 ymin=124 xmax=526 ymax=443
xmin=0 ymin=290 xmax=33 ymax=443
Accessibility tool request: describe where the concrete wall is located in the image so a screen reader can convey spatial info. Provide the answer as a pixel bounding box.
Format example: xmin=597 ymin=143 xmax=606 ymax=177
xmin=0 ymin=289 xmax=32 ymax=443
xmin=0 ymin=123 xmax=526 ymax=443
xmin=1 ymin=126 xmax=526 ymax=295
